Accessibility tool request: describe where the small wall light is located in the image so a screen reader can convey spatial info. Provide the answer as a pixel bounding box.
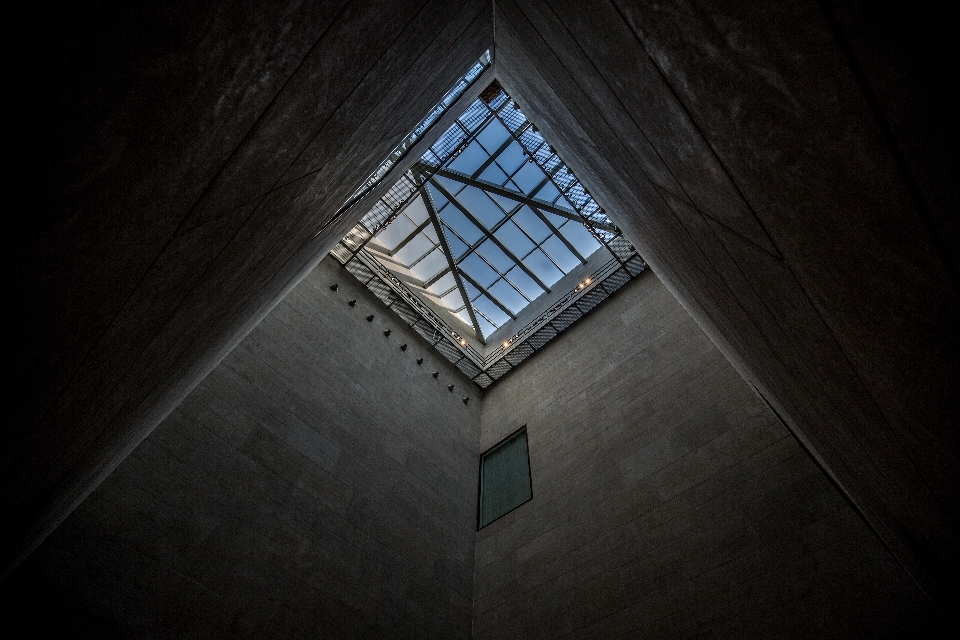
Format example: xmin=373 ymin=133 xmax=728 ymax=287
xmin=432 ymin=372 xmax=439 ymax=378
xmin=330 ymin=284 xmax=338 ymax=291
xmin=400 ymin=344 xmax=407 ymax=351
xmin=383 ymin=329 xmax=391 ymax=337
xmin=366 ymin=315 xmax=374 ymax=322
xmin=447 ymin=384 xmax=454 ymax=392
xmin=348 ymin=300 xmax=356 ymax=307
xmin=417 ymin=358 xmax=423 ymax=365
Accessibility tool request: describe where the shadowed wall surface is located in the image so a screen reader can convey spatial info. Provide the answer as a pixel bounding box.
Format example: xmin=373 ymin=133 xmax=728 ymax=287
xmin=476 ymin=269 xmax=941 ymax=638
xmin=5 ymin=0 xmax=957 ymax=635
xmin=2 ymin=258 xmax=482 ymax=639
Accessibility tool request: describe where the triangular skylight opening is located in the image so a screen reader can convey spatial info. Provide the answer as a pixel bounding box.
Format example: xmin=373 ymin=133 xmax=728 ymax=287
xmin=330 ymin=70 xmax=646 ymax=389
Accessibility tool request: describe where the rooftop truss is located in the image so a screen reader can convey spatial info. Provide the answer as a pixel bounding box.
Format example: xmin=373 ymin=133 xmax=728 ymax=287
xmin=330 ymin=80 xmax=645 ymax=389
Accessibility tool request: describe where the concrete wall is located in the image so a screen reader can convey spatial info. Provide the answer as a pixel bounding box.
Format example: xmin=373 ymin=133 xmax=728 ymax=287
xmin=5 ymin=0 xmax=492 ymax=572
xmin=2 ymin=257 xmax=482 ymax=639
xmin=474 ymin=270 xmax=941 ymax=639
xmin=493 ymin=0 xmax=959 ymax=610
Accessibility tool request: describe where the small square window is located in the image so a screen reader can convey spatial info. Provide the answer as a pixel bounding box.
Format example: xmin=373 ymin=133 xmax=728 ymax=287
xmin=478 ymin=427 xmax=532 ymax=528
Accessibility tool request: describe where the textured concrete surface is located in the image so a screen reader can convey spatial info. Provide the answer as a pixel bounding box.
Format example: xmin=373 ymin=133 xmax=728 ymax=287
xmin=6 ymin=0 xmax=491 ymax=574
xmin=493 ymin=0 xmax=958 ymax=611
xmin=475 ymin=270 xmax=943 ymax=639
xmin=2 ymin=258 xmax=482 ymax=638
xmin=5 ymin=0 xmax=957 ymax=635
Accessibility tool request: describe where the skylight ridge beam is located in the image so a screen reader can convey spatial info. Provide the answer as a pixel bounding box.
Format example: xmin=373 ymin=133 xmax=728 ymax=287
xmin=432 ymin=168 xmax=618 ymax=233
xmin=421 ymin=175 xmax=485 ymax=342
xmin=429 ymin=177 xmax=552 ymax=293
xmin=526 ymin=176 xmax=588 ymax=264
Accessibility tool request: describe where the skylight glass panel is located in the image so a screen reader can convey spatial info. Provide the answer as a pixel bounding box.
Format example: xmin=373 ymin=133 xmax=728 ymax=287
xmin=478 ymin=164 xmax=509 ymax=186
xmin=375 ymin=213 xmax=417 ymax=251
xmin=458 ymin=187 xmax=504 ymax=229
xmin=411 ymin=247 xmax=448 ymax=282
xmin=476 ymin=240 xmax=513 ymax=273
xmin=332 ymin=76 xmax=643 ymax=374
xmin=442 ymin=225 xmax=469 ymax=258
xmin=461 ymin=253 xmax=499 ymax=288
xmin=463 ymin=280 xmax=481 ymax=302
xmin=513 ymin=207 xmax=550 ymax=243
xmin=535 ymin=182 xmax=561 ymax=203
xmin=511 ymin=162 xmax=544 ymax=193
xmin=428 ymin=271 xmax=457 ymax=297
xmin=448 ymin=143 xmax=488 ymax=176
xmin=436 ymin=201 xmax=483 ymax=245
xmin=541 ymin=236 xmax=580 ymax=272
xmin=522 ymin=249 xmax=564 ymax=286
xmin=434 ymin=176 xmax=466 ymax=197
xmin=558 ymin=222 xmax=601 ymax=257
xmin=477 ymin=119 xmax=511 ymax=153
xmin=475 ymin=315 xmax=497 ymax=338
xmin=404 ymin=196 xmax=429 ymax=224
xmin=504 ymin=267 xmax=543 ymax=300
xmin=496 ymin=142 xmax=526 ymax=175
xmin=495 ymin=221 xmax=535 ymax=257
xmin=394 ymin=233 xmax=434 ymax=265
xmin=489 ymin=280 xmax=527 ymax=314
xmin=442 ymin=288 xmax=466 ymax=310
xmin=475 ymin=296 xmax=510 ymax=326
xmin=487 ymin=192 xmax=520 ymax=214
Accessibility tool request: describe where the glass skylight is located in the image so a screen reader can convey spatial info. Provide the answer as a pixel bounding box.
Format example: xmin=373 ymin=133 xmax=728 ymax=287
xmin=330 ymin=78 xmax=645 ymax=389
xmin=367 ymin=106 xmax=605 ymax=341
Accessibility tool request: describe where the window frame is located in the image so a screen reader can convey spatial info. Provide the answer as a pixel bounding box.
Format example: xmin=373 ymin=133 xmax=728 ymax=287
xmin=477 ymin=425 xmax=533 ymax=529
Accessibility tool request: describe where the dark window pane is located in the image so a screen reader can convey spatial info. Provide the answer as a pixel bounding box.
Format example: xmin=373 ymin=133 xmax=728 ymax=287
xmin=479 ymin=429 xmax=532 ymax=528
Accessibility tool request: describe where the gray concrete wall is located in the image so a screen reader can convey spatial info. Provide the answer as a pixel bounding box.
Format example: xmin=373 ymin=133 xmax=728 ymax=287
xmin=5 ymin=0 xmax=492 ymax=573
xmin=474 ymin=270 xmax=941 ymax=639
xmin=493 ymin=0 xmax=959 ymax=610
xmin=2 ymin=257 xmax=482 ymax=639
